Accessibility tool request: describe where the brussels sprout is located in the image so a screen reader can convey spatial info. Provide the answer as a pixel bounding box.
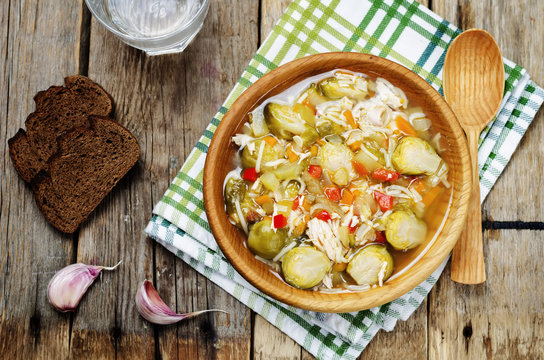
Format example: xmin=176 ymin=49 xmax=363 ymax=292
xmin=385 ymin=210 xmax=427 ymax=251
xmin=300 ymin=126 xmax=319 ymax=148
xmin=224 ymin=177 xmax=246 ymax=215
xmin=353 ymin=145 xmax=385 ymax=172
xmin=346 ymin=245 xmax=394 ymax=286
xmin=283 ymin=181 xmax=301 ymax=199
xmin=391 ymin=137 xmax=442 ymax=175
xmin=225 ymin=177 xmax=260 ymax=227
xmin=302 ymin=171 xmax=323 ymax=195
xmin=281 ymin=247 xmax=331 ymax=289
xmin=241 ymin=139 xmax=284 ymax=169
xmin=319 ymin=78 xmax=368 ymax=101
xmin=316 ymin=120 xmax=345 ymax=137
xmin=318 ymin=142 xmax=354 ymax=175
xmin=297 ymin=84 xmax=329 ymax=107
xmin=248 ymin=219 xmax=288 ymax=259
xmin=264 ymin=103 xmax=306 ymax=139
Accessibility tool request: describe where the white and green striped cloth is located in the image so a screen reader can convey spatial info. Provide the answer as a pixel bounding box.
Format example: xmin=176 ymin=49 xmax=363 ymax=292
xmin=145 ymin=0 xmax=544 ymax=358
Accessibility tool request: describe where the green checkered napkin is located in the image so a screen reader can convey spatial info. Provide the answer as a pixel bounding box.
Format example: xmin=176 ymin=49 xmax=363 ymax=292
xmin=145 ymin=0 xmax=544 ymax=358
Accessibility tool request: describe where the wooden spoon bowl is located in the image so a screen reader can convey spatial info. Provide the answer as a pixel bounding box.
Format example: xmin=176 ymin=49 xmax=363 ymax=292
xmin=203 ymin=53 xmax=472 ymax=313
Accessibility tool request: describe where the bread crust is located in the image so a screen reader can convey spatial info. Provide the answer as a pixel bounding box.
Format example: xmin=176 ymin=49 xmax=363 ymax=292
xmin=9 ymin=75 xmax=114 ymax=183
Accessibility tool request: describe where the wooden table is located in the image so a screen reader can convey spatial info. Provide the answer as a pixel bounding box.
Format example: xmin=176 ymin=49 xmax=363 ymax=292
xmin=1 ymin=1 xmax=542 ymax=358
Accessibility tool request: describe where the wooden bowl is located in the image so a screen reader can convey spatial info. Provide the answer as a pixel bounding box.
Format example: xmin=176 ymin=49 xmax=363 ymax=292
xmin=203 ymin=52 xmax=471 ymax=313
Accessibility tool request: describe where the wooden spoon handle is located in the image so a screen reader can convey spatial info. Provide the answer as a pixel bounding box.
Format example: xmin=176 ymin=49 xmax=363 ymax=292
xmin=451 ymin=129 xmax=486 ymax=284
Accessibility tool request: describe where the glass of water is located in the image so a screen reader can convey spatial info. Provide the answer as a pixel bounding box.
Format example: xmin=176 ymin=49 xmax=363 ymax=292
xmin=85 ymin=0 xmax=209 ymax=55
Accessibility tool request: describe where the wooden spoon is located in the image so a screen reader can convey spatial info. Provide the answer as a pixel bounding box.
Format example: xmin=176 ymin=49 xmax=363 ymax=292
xmin=443 ymin=29 xmax=504 ymax=284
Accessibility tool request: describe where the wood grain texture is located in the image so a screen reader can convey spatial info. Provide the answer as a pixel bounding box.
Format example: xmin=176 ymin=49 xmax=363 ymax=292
xmin=0 ymin=1 xmax=83 ymax=358
xmin=429 ymin=229 xmax=544 ymax=359
xmin=0 ymin=0 xmax=543 ymax=359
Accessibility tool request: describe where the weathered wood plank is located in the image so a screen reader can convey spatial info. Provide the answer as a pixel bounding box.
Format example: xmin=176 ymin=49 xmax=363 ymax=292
xmin=168 ymin=0 xmax=259 ymax=358
xmin=68 ymin=16 xmax=156 ymax=360
xmin=433 ymin=0 xmax=544 ymax=221
xmin=363 ymin=300 xmax=428 ymax=359
xmin=70 ymin=0 xmax=258 ymax=359
xmin=429 ymin=229 xmax=544 ymax=359
xmin=0 ymin=1 xmax=84 ymax=358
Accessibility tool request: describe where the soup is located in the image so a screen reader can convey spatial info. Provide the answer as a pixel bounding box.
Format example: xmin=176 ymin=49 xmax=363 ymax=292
xmin=223 ymin=70 xmax=450 ymax=292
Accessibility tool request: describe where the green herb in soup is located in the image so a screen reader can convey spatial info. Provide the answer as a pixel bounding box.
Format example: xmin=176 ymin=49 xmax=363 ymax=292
xmin=224 ymin=70 xmax=450 ymax=292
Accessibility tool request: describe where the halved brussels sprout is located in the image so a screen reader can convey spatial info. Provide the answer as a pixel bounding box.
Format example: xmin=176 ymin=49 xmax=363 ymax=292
xmin=316 ymin=120 xmax=345 ymax=137
xmin=283 ymin=180 xmax=301 ymax=199
xmin=241 ymin=139 xmax=284 ymax=169
xmin=297 ymin=84 xmax=329 ymax=107
xmin=346 ymin=245 xmax=394 ymax=286
xmin=318 ymin=143 xmax=354 ymax=176
xmin=385 ymin=210 xmax=427 ymax=251
xmin=281 ymin=247 xmax=331 ymax=289
xmin=300 ymin=126 xmax=319 ymax=148
xmin=224 ymin=177 xmax=246 ymax=215
xmin=391 ymin=137 xmax=442 ymax=175
xmin=264 ymin=103 xmax=308 ymax=139
xmin=319 ymin=77 xmax=368 ymax=101
xmin=225 ymin=177 xmax=260 ymax=226
xmin=248 ymin=218 xmax=288 ymax=259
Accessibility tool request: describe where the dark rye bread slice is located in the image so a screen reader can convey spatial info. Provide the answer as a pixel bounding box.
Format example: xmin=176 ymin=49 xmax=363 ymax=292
xmin=32 ymin=116 xmax=140 ymax=233
xmin=8 ymin=75 xmax=113 ymax=182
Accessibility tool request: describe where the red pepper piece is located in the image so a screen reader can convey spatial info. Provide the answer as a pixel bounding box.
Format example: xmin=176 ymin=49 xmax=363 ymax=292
xmin=375 ymin=231 xmax=386 ymax=244
xmin=242 ymin=167 xmax=258 ymax=182
xmin=273 ymin=214 xmax=287 ymax=228
xmin=349 ymin=224 xmax=358 ymax=234
xmin=292 ymin=196 xmax=301 ymax=210
xmin=373 ymin=190 xmax=394 ymax=212
xmin=351 ymin=160 xmax=368 ymax=177
xmin=315 ymin=210 xmax=331 ymax=222
xmin=324 ymin=187 xmax=342 ymax=202
xmin=308 ymin=165 xmax=322 ymax=179
xmin=372 ymin=168 xmax=400 ymax=182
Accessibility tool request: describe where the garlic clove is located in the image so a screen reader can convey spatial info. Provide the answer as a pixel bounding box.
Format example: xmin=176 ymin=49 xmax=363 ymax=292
xmin=135 ymin=280 xmax=227 ymax=325
xmin=47 ymin=261 xmax=121 ymax=312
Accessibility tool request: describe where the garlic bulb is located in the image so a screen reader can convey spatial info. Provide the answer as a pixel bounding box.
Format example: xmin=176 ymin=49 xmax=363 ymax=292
xmin=135 ymin=280 xmax=226 ymax=325
xmin=47 ymin=261 xmax=121 ymax=312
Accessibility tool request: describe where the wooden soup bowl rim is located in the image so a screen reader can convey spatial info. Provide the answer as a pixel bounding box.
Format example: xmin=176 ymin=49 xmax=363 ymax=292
xmin=203 ymin=52 xmax=471 ymax=313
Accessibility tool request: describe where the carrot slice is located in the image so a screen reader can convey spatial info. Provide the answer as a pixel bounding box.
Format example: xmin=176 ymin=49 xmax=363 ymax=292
xmin=286 ymin=146 xmax=298 ymax=163
xmin=349 ymin=140 xmax=361 ymax=152
xmin=340 ymin=189 xmax=354 ymax=205
xmin=343 ymin=110 xmax=357 ymax=128
xmin=255 ymin=194 xmax=272 ymax=205
xmin=395 ymin=116 xmax=417 ymax=136
xmin=263 ymin=136 xmax=277 ymax=146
